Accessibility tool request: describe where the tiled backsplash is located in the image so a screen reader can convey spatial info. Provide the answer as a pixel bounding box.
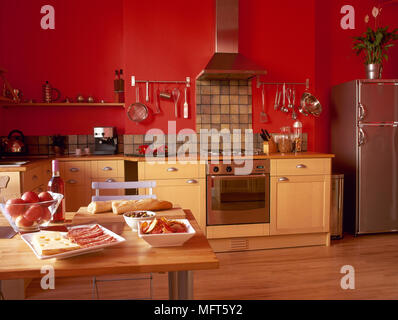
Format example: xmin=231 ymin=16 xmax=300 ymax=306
xmin=122 ymin=133 xmax=307 ymax=155
xmin=196 ymin=80 xmax=252 ymax=132
xmin=0 ymin=135 xmax=124 ymax=156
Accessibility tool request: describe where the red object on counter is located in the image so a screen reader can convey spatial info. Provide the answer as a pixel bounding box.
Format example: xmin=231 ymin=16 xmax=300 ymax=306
xmin=48 ymin=160 xmax=65 ymax=223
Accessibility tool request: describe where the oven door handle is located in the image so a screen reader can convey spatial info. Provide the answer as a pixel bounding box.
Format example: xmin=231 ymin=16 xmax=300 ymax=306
xmin=210 ymin=174 xmax=268 ymax=180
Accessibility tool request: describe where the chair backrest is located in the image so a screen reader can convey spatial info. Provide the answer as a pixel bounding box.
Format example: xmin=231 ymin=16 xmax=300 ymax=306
xmin=91 ymin=181 xmax=157 ymax=201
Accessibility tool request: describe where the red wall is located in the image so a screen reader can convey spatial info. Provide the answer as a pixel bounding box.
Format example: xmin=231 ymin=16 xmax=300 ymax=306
xmin=1 ymin=0 xmax=397 ymax=152
xmin=240 ymin=0 xmax=316 ymax=151
xmin=314 ymin=0 xmax=398 ymax=153
xmin=122 ymin=0 xmax=214 ymax=134
xmin=0 ymin=0 xmax=125 ymax=136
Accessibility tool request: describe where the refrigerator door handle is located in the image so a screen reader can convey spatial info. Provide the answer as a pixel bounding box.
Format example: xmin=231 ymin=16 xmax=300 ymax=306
xmin=358 ymin=128 xmax=365 ymax=146
xmin=358 ymin=103 xmax=366 ymax=121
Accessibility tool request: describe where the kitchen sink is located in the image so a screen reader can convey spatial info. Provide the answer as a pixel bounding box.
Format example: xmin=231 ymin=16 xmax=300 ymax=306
xmin=0 ymin=161 xmax=29 ymax=167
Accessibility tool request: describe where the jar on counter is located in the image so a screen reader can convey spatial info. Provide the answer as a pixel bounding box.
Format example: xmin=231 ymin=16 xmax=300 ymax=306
xmin=278 ymin=126 xmax=292 ymax=154
xmin=293 ymin=120 xmax=303 ymax=153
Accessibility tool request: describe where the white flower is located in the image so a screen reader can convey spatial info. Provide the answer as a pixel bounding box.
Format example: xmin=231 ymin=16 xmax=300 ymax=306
xmin=364 ymin=15 xmax=370 ymax=23
xmin=372 ymin=7 xmax=379 ymax=18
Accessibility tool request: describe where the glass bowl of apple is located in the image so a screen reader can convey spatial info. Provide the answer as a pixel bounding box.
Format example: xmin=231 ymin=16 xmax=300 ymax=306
xmin=0 ymin=191 xmax=63 ymax=233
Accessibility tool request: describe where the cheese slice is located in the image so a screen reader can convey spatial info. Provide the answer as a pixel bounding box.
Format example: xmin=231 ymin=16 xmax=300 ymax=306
xmin=31 ymin=231 xmax=81 ymax=256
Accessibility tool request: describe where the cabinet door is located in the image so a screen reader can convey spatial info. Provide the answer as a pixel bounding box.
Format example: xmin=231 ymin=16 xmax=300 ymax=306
xmin=142 ymin=178 xmax=206 ymax=233
xmin=270 ymin=175 xmax=330 ymax=235
xmin=64 ymin=184 xmax=91 ymax=212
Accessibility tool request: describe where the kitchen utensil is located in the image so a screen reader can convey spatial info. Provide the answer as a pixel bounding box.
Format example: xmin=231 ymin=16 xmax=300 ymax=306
xmin=260 ymin=129 xmax=268 ymax=141
xmin=183 ymin=87 xmax=189 ymax=119
xmin=3 ymin=130 xmax=27 ymax=154
xmin=292 ymin=87 xmax=297 ymax=120
xmin=145 ymin=81 xmax=149 ymax=102
xmin=42 ymin=81 xmax=61 ymax=103
xmin=260 ymin=84 xmax=268 ymax=123
xmin=154 ymin=84 xmax=161 ymax=114
xmin=261 ymin=129 xmax=270 ymax=142
xmin=264 ymin=129 xmax=271 ymax=140
xmin=127 ymin=86 xmax=149 ymax=122
xmin=159 ymin=91 xmax=172 ymax=99
xmin=172 ymin=88 xmax=180 ymax=118
xmin=274 ymin=85 xmax=279 ymax=110
xmin=282 ymin=87 xmax=291 ymax=113
xmin=277 ymin=89 xmax=282 ymax=110
xmin=301 ymin=91 xmax=322 ymax=116
xmin=281 ymin=83 xmax=286 ymax=111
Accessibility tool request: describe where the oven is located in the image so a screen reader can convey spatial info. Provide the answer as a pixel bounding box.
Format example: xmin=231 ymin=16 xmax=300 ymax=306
xmin=206 ymin=160 xmax=270 ymax=226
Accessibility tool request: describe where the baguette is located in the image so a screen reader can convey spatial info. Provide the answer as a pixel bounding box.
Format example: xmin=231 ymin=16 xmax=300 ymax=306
xmin=111 ymin=198 xmax=173 ymax=215
xmin=87 ymin=201 xmax=112 ymax=214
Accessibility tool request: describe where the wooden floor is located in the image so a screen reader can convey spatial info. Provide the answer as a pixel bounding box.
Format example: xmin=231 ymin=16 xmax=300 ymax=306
xmin=25 ymin=233 xmax=398 ymax=300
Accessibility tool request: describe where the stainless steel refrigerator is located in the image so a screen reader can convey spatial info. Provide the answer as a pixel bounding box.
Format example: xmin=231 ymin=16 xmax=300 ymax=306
xmin=331 ymin=79 xmax=398 ymax=235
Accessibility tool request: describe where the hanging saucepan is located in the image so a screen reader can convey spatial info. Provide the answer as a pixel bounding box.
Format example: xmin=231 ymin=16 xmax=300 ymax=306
xmin=300 ymin=91 xmax=322 ymax=117
xmin=127 ymin=85 xmax=149 ymax=122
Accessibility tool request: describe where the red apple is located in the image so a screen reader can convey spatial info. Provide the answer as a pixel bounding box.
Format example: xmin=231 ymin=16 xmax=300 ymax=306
xmin=38 ymin=191 xmax=53 ymax=206
xmin=5 ymin=198 xmax=26 ymax=218
xmin=22 ymin=191 xmax=40 ymax=203
xmin=15 ymin=215 xmax=34 ymax=228
xmin=24 ymin=205 xmax=44 ymax=222
xmin=40 ymin=207 xmax=52 ymax=222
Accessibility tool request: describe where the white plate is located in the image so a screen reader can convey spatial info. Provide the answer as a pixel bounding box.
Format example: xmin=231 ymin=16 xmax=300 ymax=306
xmin=137 ymin=219 xmax=196 ymax=247
xmin=21 ymin=224 xmax=126 ymax=260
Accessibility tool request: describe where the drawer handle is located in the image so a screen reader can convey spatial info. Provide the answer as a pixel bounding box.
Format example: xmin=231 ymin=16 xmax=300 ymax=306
xmin=167 ymin=167 xmax=178 ymax=172
xmin=106 ymin=178 xmax=115 ymax=183
xmin=186 ymin=179 xmax=198 ymax=184
xmin=278 ymin=177 xmax=289 ymax=182
xmin=69 ymin=167 xmax=79 ymax=172
xmin=102 ymin=167 xmax=113 ymax=171
xmin=46 ymin=170 xmax=51 ymax=174
xmin=67 ymin=179 xmax=77 ymax=184
xmin=32 ymin=175 xmax=38 ymax=180
xmin=296 ymin=164 xmax=307 ymax=169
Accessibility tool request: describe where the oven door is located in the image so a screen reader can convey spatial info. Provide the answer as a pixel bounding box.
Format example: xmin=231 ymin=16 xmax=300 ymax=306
xmin=207 ymin=174 xmax=270 ymax=226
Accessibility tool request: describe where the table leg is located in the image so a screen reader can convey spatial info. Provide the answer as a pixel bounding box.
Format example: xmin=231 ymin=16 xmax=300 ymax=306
xmin=168 ymin=271 xmax=193 ymax=300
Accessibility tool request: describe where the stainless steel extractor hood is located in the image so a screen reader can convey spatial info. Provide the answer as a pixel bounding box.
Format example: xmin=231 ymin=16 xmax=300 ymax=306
xmin=196 ymin=0 xmax=267 ymax=81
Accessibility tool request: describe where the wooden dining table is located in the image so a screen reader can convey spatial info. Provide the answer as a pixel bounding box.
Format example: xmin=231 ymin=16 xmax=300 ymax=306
xmin=0 ymin=207 xmax=219 ymax=300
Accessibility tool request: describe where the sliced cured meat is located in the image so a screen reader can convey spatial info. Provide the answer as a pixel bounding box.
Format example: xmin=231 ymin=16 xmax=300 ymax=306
xmin=67 ymin=225 xmax=101 ymax=238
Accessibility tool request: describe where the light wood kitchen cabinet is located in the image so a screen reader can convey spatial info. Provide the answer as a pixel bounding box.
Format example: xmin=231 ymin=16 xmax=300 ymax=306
xmin=0 ymin=161 xmax=52 ymax=199
xmin=270 ymin=158 xmax=331 ymax=236
xmin=138 ymin=161 xmax=207 ymax=233
xmin=59 ymin=160 xmax=125 ymax=212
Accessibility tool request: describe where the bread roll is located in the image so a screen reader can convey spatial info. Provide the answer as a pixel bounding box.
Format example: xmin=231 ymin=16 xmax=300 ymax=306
xmin=111 ymin=198 xmax=173 ymax=215
xmin=87 ymin=201 xmax=112 ymax=214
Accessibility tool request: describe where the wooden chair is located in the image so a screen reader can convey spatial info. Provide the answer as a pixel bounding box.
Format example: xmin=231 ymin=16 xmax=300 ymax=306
xmin=90 ymin=180 xmax=156 ymax=300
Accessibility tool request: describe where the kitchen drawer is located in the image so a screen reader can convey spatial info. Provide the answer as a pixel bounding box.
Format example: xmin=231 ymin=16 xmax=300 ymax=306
xmin=62 ymin=161 xmax=89 ymax=181
xmin=23 ymin=166 xmax=43 ymax=192
xmin=91 ymin=160 xmax=124 ymax=178
xmin=271 ymin=158 xmax=331 ymax=176
xmin=140 ymin=162 xmax=201 ymax=180
xmin=64 ymin=176 xmax=86 ymax=187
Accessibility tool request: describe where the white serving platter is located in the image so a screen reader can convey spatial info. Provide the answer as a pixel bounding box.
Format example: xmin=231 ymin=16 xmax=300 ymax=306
xmin=21 ymin=224 xmax=126 ymax=260
xmin=137 ymin=219 xmax=196 ymax=247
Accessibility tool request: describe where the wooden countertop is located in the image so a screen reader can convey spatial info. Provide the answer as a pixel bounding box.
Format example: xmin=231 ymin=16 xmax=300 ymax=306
xmin=0 ymin=152 xmax=334 ymax=172
xmin=0 ymin=208 xmax=219 ymax=280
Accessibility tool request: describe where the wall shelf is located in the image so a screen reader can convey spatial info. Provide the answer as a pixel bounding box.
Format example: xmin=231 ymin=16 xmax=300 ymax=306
xmin=1 ymin=102 xmax=125 ymax=108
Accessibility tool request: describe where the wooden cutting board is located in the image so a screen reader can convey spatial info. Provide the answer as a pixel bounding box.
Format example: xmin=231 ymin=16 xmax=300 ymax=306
xmin=73 ymin=205 xmax=186 ymax=225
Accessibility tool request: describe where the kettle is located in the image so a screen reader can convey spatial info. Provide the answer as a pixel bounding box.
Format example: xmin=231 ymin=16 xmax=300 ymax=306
xmin=4 ymin=130 xmax=27 ymax=154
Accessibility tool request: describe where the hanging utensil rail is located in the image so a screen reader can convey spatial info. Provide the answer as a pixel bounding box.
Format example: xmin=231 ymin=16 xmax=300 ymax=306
xmin=131 ymin=76 xmax=191 ymax=87
xmin=256 ymin=78 xmax=310 ymax=90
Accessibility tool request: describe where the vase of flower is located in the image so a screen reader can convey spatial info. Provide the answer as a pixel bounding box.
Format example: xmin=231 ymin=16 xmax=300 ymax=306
xmin=352 ymin=6 xmax=398 ymax=79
